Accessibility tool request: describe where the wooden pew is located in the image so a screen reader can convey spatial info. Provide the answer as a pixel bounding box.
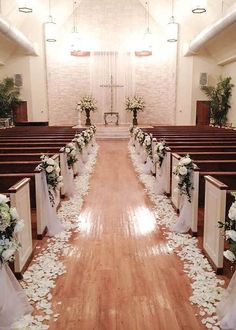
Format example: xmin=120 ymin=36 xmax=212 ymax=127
xmin=203 ymin=175 xmax=236 ymax=273
xmin=0 ymin=178 xmax=33 ymax=278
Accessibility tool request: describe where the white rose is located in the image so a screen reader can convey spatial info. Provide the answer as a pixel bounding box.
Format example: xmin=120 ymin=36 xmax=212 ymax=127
xmin=0 ymin=194 xmax=9 ymax=204
xmin=228 ymin=202 xmax=236 ymax=221
xmin=71 ymin=150 xmax=76 ymax=156
xmin=65 ymin=147 xmax=70 ymax=153
xmin=226 ymin=230 xmax=236 ymax=242
xmin=178 ymin=166 xmax=187 ymax=176
xmin=2 ymin=248 xmax=16 ymax=261
xmin=14 ymin=219 xmax=24 ymax=233
xmin=10 ymin=208 xmax=19 ymax=220
xmin=46 ymin=165 xmax=54 ymax=173
xmin=181 ymin=157 xmax=192 ymax=166
xmin=223 ymin=250 xmax=236 ymax=262
xmin=47 ymin=158 xmax=55 ymax=166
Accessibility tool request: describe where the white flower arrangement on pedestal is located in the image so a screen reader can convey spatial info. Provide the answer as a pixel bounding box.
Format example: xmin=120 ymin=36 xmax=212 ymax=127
xmin=37 ymin=155 xmax=63 ymax=205
xmin=73 ymin=134 xmax=86 ymax=152
xmin=153 ymin=139 xmax=170 ymax=168
xmin=219 ymin=194 xmax=236 ymax=263
xmin=144 ymin=134 xmax=153 ymax=158
xmin=60 ymin=142 xmax=78 ymax=169
xmin=173 ymin=155 xmax=196 ymax=202
xmin=0 ymin=194 xmax=24 ymax=264
xmin=125 ymin=95 xmax=145 ymax=113
xmin=76 ymin=96 xmax=97 ymax=113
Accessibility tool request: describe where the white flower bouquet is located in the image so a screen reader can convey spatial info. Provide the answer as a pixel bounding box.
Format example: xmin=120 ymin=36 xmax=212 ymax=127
xmin=60 ymin=142 xmax=78 ymax=169
xmin=73 ymin=134 xmax=86 ymax=152
xmin=76 ymin=95 xmax=97 ymax=113
xmin=144 ymin=134 xmax=153 ymax=158
xmin=154 ymin=139 xmax=170 ymax=168
xmin=219 ymin=195 xmax=236 ymax=263
xmin=37 ymin=155 xmax=63 ymax=205
xmin=125 ymin=95 xmax=145 ymax=113
xmin=173 ymin=155 xmax=196 ymax=202
xmin=136 ymin=130 xmax=146 ymax=145
xmin=0 ymin=194 xmax=24 ymax=264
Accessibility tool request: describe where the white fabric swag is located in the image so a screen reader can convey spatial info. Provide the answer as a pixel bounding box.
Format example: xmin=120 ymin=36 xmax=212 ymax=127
xmin=154 ymin=156 xmax=167 ymax=195
xmin=0 ymin=264 xmax=32 ymax=329
xmin=170 ymin=195 xmax=192 ymax=233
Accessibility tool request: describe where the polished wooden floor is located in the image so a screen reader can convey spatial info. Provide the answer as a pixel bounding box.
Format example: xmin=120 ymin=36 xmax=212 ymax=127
xmin=48 ymin=140 xmax=205 ymax=330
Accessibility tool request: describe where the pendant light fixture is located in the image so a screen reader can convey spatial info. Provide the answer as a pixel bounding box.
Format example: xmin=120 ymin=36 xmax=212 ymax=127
xmin=45 ymin=0 xmax=57 ymax=42
xmin=70 ymin=0 xmax=90 ymax=57
xmin=192 ymin=0 xmax=207 ymax=14
xmin=18 ymin=0 xmax=33 ymax=13
xmin=135 ymin=0 xmax=152 ymax=57
xmin=167 ymin=0 xmax=178 ymax=42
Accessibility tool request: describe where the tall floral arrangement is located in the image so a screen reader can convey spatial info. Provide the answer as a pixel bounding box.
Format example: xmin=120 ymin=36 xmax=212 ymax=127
xmin=60 ymin=143 xmax=77 ymax=169
xmin=173 ymin=155 xmax=196 ymax=202
xmin=125 ymin=95 xmax=145 ymax=113
xmin=76 ymin=96 xmax=97 ymax=113
xmin=0 ymin=194 xmax=24 ymax=264
xmin=37 ymin=155 xmax=63 ymax=205
xmin=219 ymin=194 xmax=236 ymax=263
xmin=153 ymin=139 xmax=170 ymax=168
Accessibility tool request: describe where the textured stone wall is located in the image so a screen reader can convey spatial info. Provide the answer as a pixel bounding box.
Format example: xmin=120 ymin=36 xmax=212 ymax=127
xmin=46 ymin=0 xmax=177 ymax=126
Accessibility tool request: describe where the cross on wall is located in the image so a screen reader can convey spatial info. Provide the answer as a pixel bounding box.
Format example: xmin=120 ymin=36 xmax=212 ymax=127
xmin=100 ymin=75 xmax=124 ymax=113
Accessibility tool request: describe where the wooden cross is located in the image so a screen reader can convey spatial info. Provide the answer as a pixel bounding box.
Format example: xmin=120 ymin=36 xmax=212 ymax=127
xmin=100 ymin=75 xmax=124 ymax=113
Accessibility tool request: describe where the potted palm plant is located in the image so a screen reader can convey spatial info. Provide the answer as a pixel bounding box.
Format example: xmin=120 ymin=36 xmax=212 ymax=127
xmin=201 ymin=76 xmax=234 ymax=127
xmin=76 ymin=95 xmax=97 ymax=126
xmin=125 ymin=95 xmax=145 ymax=126
xmin=0 ymin=77 xmax=21 ymax=125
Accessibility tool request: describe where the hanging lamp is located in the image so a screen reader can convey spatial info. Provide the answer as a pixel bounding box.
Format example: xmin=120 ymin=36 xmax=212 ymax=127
xmin=135 ymin=0 xmax=152 ymax=57
xmin=18 ymin=0 xmax=33 ymax=13
xmin=192 ymin=0 xmax=207 ymax=14
xmin=45 ymin=0 xmax=57 ymax=42
xmin=167 ymin=0 xmax=178 ymax=42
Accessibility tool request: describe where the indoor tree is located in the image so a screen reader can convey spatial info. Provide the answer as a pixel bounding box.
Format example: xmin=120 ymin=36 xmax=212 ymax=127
xmin=201 ymin=76 xmax=234 ymax=127
xmin=0 ymin=77 xmax=21 ymax=121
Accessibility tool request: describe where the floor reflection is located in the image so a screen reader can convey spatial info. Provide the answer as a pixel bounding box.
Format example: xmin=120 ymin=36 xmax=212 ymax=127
xmin=130 ymin=206 xmax=157 ymax=236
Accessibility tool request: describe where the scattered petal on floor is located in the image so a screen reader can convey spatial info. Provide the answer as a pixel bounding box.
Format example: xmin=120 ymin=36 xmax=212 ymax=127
xmin=128 ymin=142 xmax=225 ymax=329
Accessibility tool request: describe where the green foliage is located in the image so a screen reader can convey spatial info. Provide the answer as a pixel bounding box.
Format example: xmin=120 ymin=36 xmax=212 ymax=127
xmin=0 ymin=77 xmax=21 ymax=119
xmin=201 ymin=76 xmax=234 ymax=126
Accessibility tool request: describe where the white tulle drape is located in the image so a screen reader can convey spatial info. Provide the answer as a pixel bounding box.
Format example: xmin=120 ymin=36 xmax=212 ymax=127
xmin=60 ymin=153 xmax=75 ymax=198
xmin=0 ymin=264 xmax=32 ymax=329
xmin=217 ymin=271 xmax=236 ymax=330
xmin=154 ymin=156 xmax=167 ymax=195
xmin=90 ymin=51 xmax=135 ymax=124
xmin=170 ymin=195 xmax=192 ymax=233
xmin=42 ymin=173 xmax=64 ymax=237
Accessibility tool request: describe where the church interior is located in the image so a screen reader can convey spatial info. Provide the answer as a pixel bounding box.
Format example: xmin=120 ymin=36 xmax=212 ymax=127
xmin=1 ymin=0 xmax=236 ymax=329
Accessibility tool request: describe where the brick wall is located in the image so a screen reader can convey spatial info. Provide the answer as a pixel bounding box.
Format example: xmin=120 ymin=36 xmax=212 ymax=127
xmin=46 ymin=0 xmax=177 ymax=126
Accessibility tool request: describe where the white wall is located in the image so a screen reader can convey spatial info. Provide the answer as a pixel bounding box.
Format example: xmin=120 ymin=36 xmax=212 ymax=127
xmin=223 ymin=62 xmax=236 ymax=126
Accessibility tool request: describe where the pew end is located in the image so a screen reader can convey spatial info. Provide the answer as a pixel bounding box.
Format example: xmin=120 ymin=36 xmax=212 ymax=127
xmin=8 ymin=178 xmax=33 ymax=279
xmin=203 ymin=175 xmax=228 ymax=274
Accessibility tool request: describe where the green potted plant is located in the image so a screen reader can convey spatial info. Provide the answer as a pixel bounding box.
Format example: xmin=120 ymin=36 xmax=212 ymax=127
xmin=201 ymin=76 xmax=234 ymax=127
xmin=125 ymin=95 xmax=145 ymax=126
xmin=76 ymin=95 xmax=97 ymax=126
xmin=0 ymin=77 xmax=21 ymax=124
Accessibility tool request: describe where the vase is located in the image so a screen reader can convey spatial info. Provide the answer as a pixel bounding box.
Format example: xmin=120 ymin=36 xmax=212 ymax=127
xmin=85 ymin=109 xmax=91 ymax=126
xmin=133 ymin=109 xmax=138 ymax=126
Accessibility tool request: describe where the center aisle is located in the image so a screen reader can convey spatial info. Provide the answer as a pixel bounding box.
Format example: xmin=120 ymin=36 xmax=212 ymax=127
xmin=50 ymin=140 xmax=204 ymax=330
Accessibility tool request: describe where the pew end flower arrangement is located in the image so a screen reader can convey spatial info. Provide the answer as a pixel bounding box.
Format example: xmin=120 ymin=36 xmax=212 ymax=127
xmin=219 ymin=194 xmax=236 ymax=263
xmin=76 ymin=96 xmax=97 ymax=126
xmin=173 ymin=155 xmax=197 ymax=203
xmin=144 ymin=134 xmax=153 ymax=159
xmin=37 ymin=155 xmax=63 ymax=206
xmin=0 ymin=194 xmax=24 ymax=265
xmin=154 ymin=139 xmax=170 ymax=168
xmin=72 ymin=134 xmax=86 ymax=152
xmin=125 ymin=95 xmax=145 ymax=126
xmin=60 ymin=143 xmax=78 ymax=169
